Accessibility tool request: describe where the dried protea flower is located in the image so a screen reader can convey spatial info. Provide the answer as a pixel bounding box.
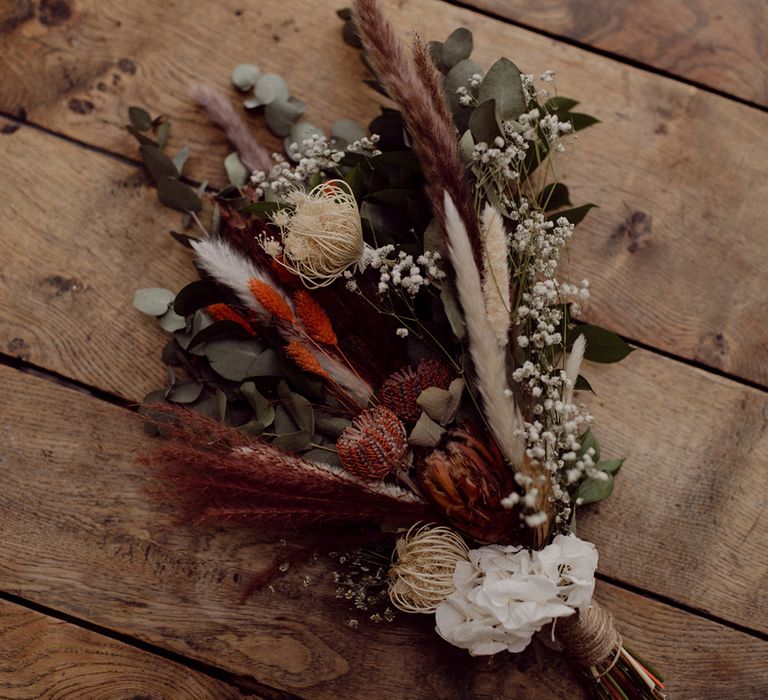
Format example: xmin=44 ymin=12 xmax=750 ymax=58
xmin=337 ymin=406 xmax=408 ymax=480
xmin=379 ymin=358 xmax=454 ymax=422
xmin=417 ymin=429 xmax=524 ymax=544
xmin=389 ymin=523 xmax=469 ymax=613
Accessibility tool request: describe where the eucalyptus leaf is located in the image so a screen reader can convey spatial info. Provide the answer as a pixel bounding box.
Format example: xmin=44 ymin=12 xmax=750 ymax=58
xmin=469 ymin=99 xmax=502 ymax=144
xmin=188 ymin=320 xmax=255 ymax=350
xmin=166 ymin=381 xmax=204 ymax=404
xmin=478 ymin=58 xmax=525 ymax=120
xmin=568 ymin=112 xmax=600 ymax=131
xmin=440 ymin=284 xmax=466 ymax=340
xmin=264 ymin=97 xmax=306 ymax=137
xmin=331 ymin=118 xmax=366 ymax=146
xmin=243 ymin=96 xmax=263 ymax=109
xmin=133 ymin=288 xmax=174 ymax=316
xmin=157 ymin=177 xmax=202 ymax=212
xmin=157 ymin=307 xmax=187 ymax=332
xmin=342 ymin=19 xmax=362 ymax=48
xmin=232 ymin=63 xmax=261 ymax=91
xmin=597 ymin=458 xmax=624 ymax=475
xmin=273 ymin=430 xmax=312 ymax=451
xmin=239 ymin=381 xmax=275 ymax=428
xmin=417 ymin=377 xmax=463 ymax=425
xmin=205 ymin=339 xmax=281 ymax=381
xmin=127 ymin=125 xmax=157 ymax=146
xmin=314 ymin=413 xmax=352 ymax=439
xmin=156 ymin=121 xmax=171 ymax=148
xmin=128 ymin=106 xmax=152 ymax=132
xmin=255 ymin=73 xmax=289 ymax=105
xmin=578 ymin=325 xmax=634 ymax=364
xmin=140 ymin=144 xmax=179 ymax=182
xmin=441 ymin=28 xmax=473 ymax=70
xmin=173 ymin=280 xmax=227 ymax=316
xmin=303 ymin=448 xmax=341 ymax=467
xmin=408 ymin=412 xmax=446 ymax=447
xmin=288 ymin=120 xmax=325 ymax=154
xmin=548 ymin=203 xmax=597 ymax=227
xmin=224 ymin=151 xmax=248 ymax=187
xmin=577 ymin=429 xmax=601 ymax=462
xmin=458 ymin=129 xmax=475 ymax=165
xmin=539 ymin=183 xmax=571 ymax=211
xmin=545 ymin=96 xmax=579 ymax=113
xmin=172 ymin=145 xmax=190 ymax=174
xmin=278 ymin=381 xmax=315 ymax=434
xmin=273 ymin=403 xmax=298 ymax=434
xmin=574 ymin=374 xmax=595 ymax=394
xmin=577 ymin=473 xmax=614 ymax=505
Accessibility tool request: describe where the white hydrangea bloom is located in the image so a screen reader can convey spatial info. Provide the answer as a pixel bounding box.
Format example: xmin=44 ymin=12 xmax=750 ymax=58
xmin=435 ymin=536 xmax=598 ymax=656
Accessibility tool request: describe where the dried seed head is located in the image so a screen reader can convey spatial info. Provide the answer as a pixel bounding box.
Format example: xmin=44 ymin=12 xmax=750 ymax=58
xmin=337 ymin=406 xmax=408 ymax=480
xmin=269 ymin=180 xmax=364 ymax=288
xmin=389 ymin=523 xmax=469 ymax=613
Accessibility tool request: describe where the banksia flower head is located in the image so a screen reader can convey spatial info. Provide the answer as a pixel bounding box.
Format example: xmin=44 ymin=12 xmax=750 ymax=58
xmin=337 ymin=406 xmax=408 ymax=480
xmin=379 ymin=358 xmax=454 ymax=423
xmin=418 ymin=429 xmax=523 ymax=544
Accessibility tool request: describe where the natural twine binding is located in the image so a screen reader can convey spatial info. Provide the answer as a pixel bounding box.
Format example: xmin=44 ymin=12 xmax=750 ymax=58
xmin=556 ymin=600 xmax=622 ymax=671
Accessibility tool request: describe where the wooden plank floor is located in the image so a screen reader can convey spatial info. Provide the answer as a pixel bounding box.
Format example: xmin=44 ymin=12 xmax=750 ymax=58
xmin=0 ymin=1 xmax=766 ymax=698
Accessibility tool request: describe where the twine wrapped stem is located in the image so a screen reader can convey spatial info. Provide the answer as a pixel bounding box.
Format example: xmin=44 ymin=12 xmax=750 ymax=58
xmin=556 ymin=600 xmax=622 ymax=671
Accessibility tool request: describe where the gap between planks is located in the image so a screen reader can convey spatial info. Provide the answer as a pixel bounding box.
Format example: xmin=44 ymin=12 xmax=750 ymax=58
xmin=0 ymin=351 xmax=765 ymax=645
xmin=443 ymin=0 xmax=768 ymax=113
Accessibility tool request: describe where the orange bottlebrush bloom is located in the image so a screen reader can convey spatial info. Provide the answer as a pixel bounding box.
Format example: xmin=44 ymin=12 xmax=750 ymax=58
xmin=294 ymin=290 xmax=337 ymax=345
xmin=206 ymin=304 xmax=257 ymax=336
xmin=285 ymin=340 xmax=329 ymax=378
xmin=248 ymin=278 xmax=294 ymax=323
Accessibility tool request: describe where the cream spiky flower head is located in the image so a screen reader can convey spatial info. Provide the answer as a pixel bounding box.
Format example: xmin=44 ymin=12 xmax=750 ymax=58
xmin=268 ymin=179 xmax=365 ymax=288
xmin=388 ymin=523 xmax=469 ymax=613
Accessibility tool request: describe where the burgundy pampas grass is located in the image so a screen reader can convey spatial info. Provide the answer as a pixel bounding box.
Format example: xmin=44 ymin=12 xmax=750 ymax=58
xmin=140 ymin=405 xmax=431 ymax=528
xmin=352 ymin=0 xmax=479 ymax=252
xmin=190 ymin=84 xmax=273 ymax=172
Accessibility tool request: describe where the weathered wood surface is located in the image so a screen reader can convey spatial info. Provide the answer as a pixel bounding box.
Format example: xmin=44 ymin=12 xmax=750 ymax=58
xmin=465 ymin=0 xmax=768 ymax=106
xmin=0 ymin=0 xmax=767 ymax=385
xmin=1 ymin=365 xmax=766 ymax=699
xmin=1 ymin=123 xmax=766 ymax=632
xmin=0 ymin=599 xmax=247 ymax=699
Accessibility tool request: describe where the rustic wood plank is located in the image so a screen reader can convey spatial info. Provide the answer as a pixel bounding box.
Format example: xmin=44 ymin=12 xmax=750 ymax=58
xmin=0 ymin=124 xmax=766 ymax=631
xmin=0 ymin=0 xmax=766 ymax=386
xmin=0 ymin=125 xmax=191 ymax=399
xmin=0 ymin=599 xmax=247 ymax=699
xmin=0 ymin=365 xmax=766 ymax=698
xmin=464 ymin=0 xmax=768 ymax=106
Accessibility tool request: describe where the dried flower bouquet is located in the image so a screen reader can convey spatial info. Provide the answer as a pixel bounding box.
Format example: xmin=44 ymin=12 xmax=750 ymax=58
xmin=129 ymin=2 xmax=666 ymax=697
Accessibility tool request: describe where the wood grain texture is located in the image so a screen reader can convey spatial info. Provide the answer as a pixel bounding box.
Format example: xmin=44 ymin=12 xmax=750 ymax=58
xmin=0 ymin=126 xmax=191 ymax=399
xmin=1 ymin=121 xmax=767 ymax=632
xmin=0 ymin=0 xmax=766 ymax=387
xmin=0 ymin=365 xmax=766 ymax=699
xmin=465 ymin=0 xmax=768 ymax=106
xmin=0 ymin=599 xmax=246 ymax=699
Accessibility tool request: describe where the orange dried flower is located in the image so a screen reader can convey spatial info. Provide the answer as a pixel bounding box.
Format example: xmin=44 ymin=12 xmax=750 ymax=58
xmin=285 ymin=340 xmax=328 ymax=378
xmin=206 ymin=303 xmax=256 ymax=336
xmin=336 ymin=406 xmax=407 ymax=480
xmin=379 ymin=358 xmax=454 ymax=422
xmin=248 ymin=278 xmax=294 ymax=323
xmin=294 ymin=290 xmax=337 ymax=345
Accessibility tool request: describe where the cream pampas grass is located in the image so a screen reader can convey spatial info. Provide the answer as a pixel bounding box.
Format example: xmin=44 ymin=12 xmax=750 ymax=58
xmin=480 ymin=204 xmax=511 ymax=346
xmin=443 ymin=192 xmax=525 ymax=468
xmin=191 ymin=237 xmax=281 ymax=324
xmin=270 ymin=180 xmax=365 ymax=288
xmin=564 ymin=334 xmax=586 ymax=406
xmin=389 ymin=523 xmax=469 ymax=613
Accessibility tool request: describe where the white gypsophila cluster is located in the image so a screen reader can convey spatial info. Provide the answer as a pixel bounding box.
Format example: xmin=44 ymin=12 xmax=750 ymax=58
xmin=352 ymin=244 xmax=446 ymax=297
xmin=250 ymin=133 xmax=381 ymax=198
xmin=435 ymin=534 xmax=597 ymax=656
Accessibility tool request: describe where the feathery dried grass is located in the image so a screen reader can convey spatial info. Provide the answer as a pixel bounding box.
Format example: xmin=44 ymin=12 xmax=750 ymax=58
xmin=353 ymin=0 xmax=479 ymax=252
xmin=190 ymin=84 xmax=272 ymax=172
xmin=443 ymin=193 xmax=524 ymax=468
xmin=480 ymin=204 xmax=511 ymax=346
